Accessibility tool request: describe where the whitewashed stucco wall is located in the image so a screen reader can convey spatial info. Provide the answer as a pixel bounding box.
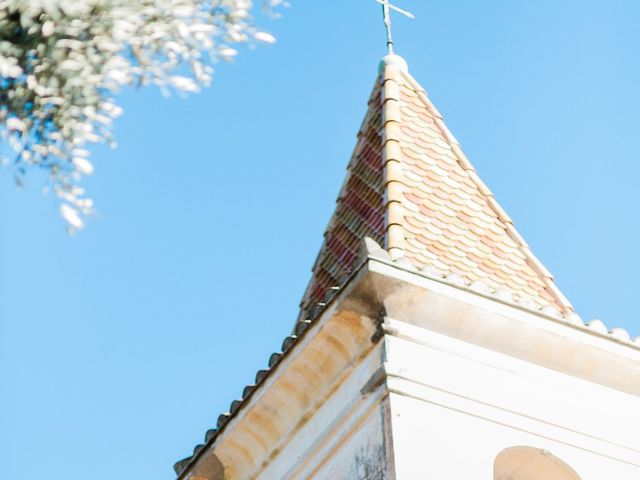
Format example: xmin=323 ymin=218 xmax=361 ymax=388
xmin=385 ymin=318 xmax=640 ymax=479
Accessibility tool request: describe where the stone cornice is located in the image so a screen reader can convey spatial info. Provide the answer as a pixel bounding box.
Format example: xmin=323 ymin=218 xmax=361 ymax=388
xmin=176 ymin=241 xmax=640 ymax=479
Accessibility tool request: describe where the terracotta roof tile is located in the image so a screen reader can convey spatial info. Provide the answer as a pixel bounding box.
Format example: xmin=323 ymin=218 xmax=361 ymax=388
xmin=298 ymin=82 xmax=386 ymax=319
xmin=298 ymin=60 xmax=572 ymax=321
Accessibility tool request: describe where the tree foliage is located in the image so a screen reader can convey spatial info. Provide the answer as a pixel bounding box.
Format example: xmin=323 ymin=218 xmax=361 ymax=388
xmin=0 ymin=0 xmax=282 ymax=231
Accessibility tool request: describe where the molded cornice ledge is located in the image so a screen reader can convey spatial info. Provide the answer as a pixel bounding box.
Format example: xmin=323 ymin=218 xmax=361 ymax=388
xmin=182 ymin=263 xmax=387 ymax=480
xmin=364 ymin=254 xmax=640 ymax=398
xmin=179 ymin=240 xmax=640 ymax=479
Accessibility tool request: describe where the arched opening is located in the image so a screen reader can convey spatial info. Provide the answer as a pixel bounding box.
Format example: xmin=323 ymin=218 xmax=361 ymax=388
xmin=494 ymin=446 xmax=581 ymax=480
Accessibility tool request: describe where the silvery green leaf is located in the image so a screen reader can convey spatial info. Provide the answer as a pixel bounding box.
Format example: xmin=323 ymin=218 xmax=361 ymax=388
xmin=0 ymin=0 xmax=283 ymax=232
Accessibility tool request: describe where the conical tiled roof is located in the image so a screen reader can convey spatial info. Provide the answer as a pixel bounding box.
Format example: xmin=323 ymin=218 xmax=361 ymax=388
xmin=299 ymin=55 xmax=572 ymax=320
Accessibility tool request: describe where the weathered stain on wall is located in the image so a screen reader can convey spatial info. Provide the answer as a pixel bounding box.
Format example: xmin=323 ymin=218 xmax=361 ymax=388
xmin=350 ymin=444 xmax=388 ymax=480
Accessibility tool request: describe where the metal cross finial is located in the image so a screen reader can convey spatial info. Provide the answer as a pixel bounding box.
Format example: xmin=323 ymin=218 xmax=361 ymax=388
xmin=375 ymin=0 xmax=415 ymax=55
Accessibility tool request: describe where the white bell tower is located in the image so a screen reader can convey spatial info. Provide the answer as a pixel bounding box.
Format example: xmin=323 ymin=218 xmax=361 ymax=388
xmin=173 ymin=53 xmax=640 ymax=480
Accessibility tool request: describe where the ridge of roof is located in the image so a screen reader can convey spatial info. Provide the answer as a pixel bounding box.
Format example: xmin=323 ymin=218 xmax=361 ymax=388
xmin=298 ymin=56 xmax=573 ymax=323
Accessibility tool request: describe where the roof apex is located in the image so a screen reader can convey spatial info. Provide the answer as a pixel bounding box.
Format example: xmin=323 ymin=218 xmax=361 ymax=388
xmin=379 ymin=53 xmax=409 ymax=73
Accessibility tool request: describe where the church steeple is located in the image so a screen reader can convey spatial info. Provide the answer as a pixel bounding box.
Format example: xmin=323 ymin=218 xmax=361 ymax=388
xmin=298 ymin=55 xmax=572 ymax=322
xmin=173 ymin=54 xmax=640 ymax=480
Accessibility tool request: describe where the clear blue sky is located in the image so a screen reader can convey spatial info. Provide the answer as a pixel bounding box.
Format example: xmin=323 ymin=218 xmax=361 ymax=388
xmin=2 ymin=2 xmax=639 ymax=479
